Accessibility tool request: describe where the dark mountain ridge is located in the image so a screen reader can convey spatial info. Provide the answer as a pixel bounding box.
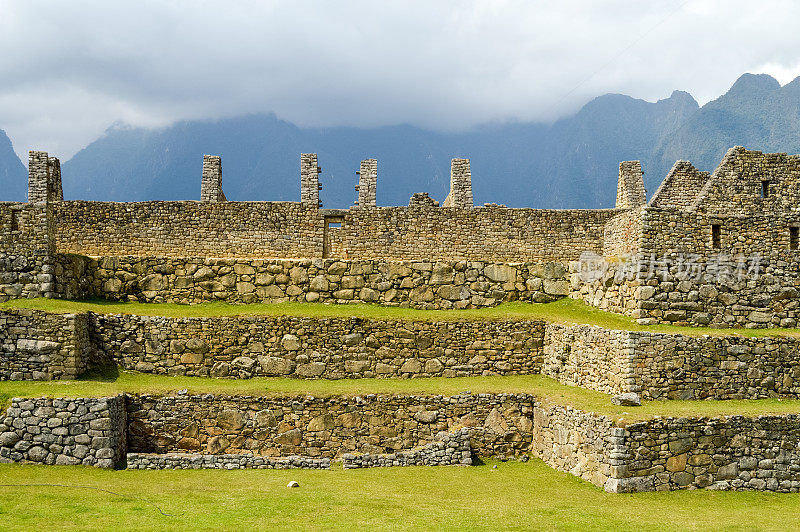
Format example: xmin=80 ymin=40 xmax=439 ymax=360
xmin=1 ymin=73 xmax=798 ymax=208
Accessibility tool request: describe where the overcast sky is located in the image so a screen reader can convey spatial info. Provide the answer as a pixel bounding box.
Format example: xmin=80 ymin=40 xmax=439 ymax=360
xmin=1 ymin=0 xmax=799 ymax=160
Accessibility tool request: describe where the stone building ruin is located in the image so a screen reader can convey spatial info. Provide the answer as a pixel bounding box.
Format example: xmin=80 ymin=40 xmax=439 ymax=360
xmin=4 ymin=146 xmax=800 ymax=493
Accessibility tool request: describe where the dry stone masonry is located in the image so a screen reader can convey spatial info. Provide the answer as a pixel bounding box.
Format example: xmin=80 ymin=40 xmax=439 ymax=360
xmin=4 ymin=146 xmax=800 ymax=491
xmin=342 ymin=428 xmax=472 ymax=468
xmin=0 ymin=396 xmax=126 ymax=468
xmin=201 ymin=155 xmax=226 ymax=202
xmin=127 ymin=453 xmax=330 ymax=470
xmin=355 ymin=159 xmax=377 ymax=208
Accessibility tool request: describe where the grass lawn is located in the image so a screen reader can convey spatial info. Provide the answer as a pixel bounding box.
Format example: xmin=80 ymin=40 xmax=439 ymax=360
xmin=2 ymin=372 xmax=800 ymax=424
xmin=2 ymin=297 xmax=800 ymax=337
xmin=0 ymin=458 xmax=797 ymax=531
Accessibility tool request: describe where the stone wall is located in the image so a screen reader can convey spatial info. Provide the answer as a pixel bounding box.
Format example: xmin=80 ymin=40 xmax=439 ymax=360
xmin=91 ymin=313 xmax=544 ymax=379
xmin=618 ymin=415 xmax=800 ymax=492
xmin=127 ymin=453 xmax=330 ymax=470
xmin=54 ymin=201 xmax=323 ymax=259
xmin=573 ymin=206 xmax=800 ymax=327
xmin=342 ymin=428 xmax=472 ymax=468
xmin=532 ymin=403 xmax=800 ymax=493
xmin=602 ymin=207 xmax=643 ymax=258
xmin=326 ymin=207 xmax=613 ymax=263
xmin=0 ymin=396 xmax=126 ymax=468
xmin=125 ymin=392 xmax=535 ymax=459
xmin=531 ymin=402 xmax=617 ymax=488
xmin=542 ymin=323 xmax=800 ymax=400
xmin=0 ymin=309 xmax=97 ymax=381
xmin=52 ymin=201 xmax=615 ymax=263
xmin=85 ymin=257 xmax=570 ymax=308
xmin=542 ymin=324 xmax=632 ymax=396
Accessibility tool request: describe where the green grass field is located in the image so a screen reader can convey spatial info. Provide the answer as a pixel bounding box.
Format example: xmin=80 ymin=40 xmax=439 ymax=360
xmin=0 ymin=459 xmax=797 ymax=531
xmin=3 ymin=297 xmax=799 ymax=337
xmin=2 ymin=372 xmax=800 ymax=424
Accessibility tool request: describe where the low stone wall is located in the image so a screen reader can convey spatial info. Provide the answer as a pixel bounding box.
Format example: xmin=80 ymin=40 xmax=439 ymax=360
xmin=532 ymin=403 xmax=800 ymax=493
xmin=542 ymin=323 xmax=800 ymax=400
xmin=126 ymin=453 xmax=330 ymax=470
xmin=629 ymin=333 xmax=800 ymax=400
xmin=92 ymin=313 xmax=543 ymax=379
xmin=4 ymin=392 xmax=800 ymax=492
xmin=86 ymin=257 xmax=570 ymax=309
xmin=0 ymin=309 xmax=97 ymax=381
xmin=0 ymin=396 xmax=126 ymax=468
xmin=618 ymin=415 xmax=800 ymax=492
xmin=531 ymin=403 xmax=616 ymax=488
xmin=542 ymin=324 xmax=632 ymax=396
xmin=342 ymin=428 xmax=472 ymax=468
xmin=125 ymin=393 xmax=535 ymax=459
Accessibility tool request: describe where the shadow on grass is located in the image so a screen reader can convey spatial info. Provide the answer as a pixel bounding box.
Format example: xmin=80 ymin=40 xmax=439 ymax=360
xmin=77 ymin=364 xmax=120 ymax=382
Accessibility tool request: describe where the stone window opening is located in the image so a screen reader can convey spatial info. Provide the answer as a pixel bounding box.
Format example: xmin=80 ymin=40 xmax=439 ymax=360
xmin=761 ymin=180 xmax=770 ymax=198
xmin=711 ymin=224 xmax=721 ymax=249
xmin=10 ymin=210 xmax=20 ymax=232
xmin=791 ymin=226 xmax=799 ymax=250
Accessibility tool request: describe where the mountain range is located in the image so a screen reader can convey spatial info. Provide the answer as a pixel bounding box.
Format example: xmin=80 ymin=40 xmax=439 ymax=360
xmin=1 ymin=73 xmax=798 ymax=208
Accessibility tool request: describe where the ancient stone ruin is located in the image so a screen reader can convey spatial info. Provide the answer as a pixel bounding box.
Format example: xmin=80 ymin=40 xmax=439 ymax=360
xmin=3 ymin=146 xmax=800 ymax=493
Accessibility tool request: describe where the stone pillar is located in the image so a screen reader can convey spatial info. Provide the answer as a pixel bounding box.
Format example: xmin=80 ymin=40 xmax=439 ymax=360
xmin=355 ymin=159 xmax=377 ymax=208
xmin=301 ymin=153 xmax=322 ymax=208
xmin=616 ymin=161 xmax=646 ymax=209
xmin=28 ymin=151 xmax=50 ymax=203
xmin=201 ymin=155 xmax=226 ymax=202
xmin=48 ymin=157 xmax=63 ymax=201
xmin=442 ymin=158 xmax=473 ymax=208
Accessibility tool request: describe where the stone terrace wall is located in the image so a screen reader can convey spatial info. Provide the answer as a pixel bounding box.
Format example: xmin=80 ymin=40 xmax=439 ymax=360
xmin=342 ymin=428 xmax=472 ymax=468
xmin=0 ymin=396 xmax=126 ymax=468
xmin=532 ymin=404 xmax=800 ymax=493
xmin=85 ymin=257 xmax=571 ymax=309
xmin=125 ymin=393 xmax=535 ymax=459
xmin=127 ymin=453 xmax=330 ymax=470
xmin=53 ymin=201 xmax=615 ymax=263
xmin=91 ymin=313 xmax=544 ymax=379
xmin=542 ymin=324 xmax=633 ymax=396
xmin=619 ymin=415 xmax=800 ymax=492
xmin=0 ymin=309 xmax=97 ymax=381
xmin=629 ymin=332 xmax=800 ymax=400
xmin=531 ymin=403 xmax=617 ymax=489
xmin=542 ymin=323 xmax=800 ymax=400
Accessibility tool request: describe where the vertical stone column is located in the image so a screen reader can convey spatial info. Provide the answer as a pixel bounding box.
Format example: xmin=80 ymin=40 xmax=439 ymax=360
xmin=28 ymin=151 xmax=50 ymax=203
xmin=48 ymin=157 xmax=63 ymax=201
xmin=301 ymin=153 xmax=322 ymax=208
xmin=201 ymin=155 xmax=226 ymax=202
xmin=443 ymin=158 xmax=473 ymax=208
xmin=616 ymin=161 xmax=646 ymax=209
xmin=355 ymin=159 xmax=377 ymax=208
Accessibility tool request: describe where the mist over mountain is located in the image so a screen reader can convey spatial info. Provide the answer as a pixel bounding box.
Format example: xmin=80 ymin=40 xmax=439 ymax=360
xmin=0 ymin=130 xmax=26 ymax=201
xmin=1 ymin=73 xmax=799 ymax=208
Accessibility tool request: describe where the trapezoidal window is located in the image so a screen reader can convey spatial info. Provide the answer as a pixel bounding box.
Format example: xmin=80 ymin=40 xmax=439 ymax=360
xmin=711 ymin=224 xmax=721 ymax=249
xmin=791 ymin=227 xmax=799 ymax=250
xmin=761 ymin=180 xmax=770 ymax=198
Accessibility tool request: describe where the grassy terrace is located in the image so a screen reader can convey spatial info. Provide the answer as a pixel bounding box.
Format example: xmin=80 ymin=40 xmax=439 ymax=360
xmin=2 ymin=372 xmax=800 ymax=424
xmin=1 ymin=459 xmax=798 ymax=531
xmin=2 ymin=296 xmax=800 ymax=337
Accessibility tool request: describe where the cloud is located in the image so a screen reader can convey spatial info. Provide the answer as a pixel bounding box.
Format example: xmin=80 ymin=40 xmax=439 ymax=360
xmin=0 ymin=0 xmax=799 ymax=159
